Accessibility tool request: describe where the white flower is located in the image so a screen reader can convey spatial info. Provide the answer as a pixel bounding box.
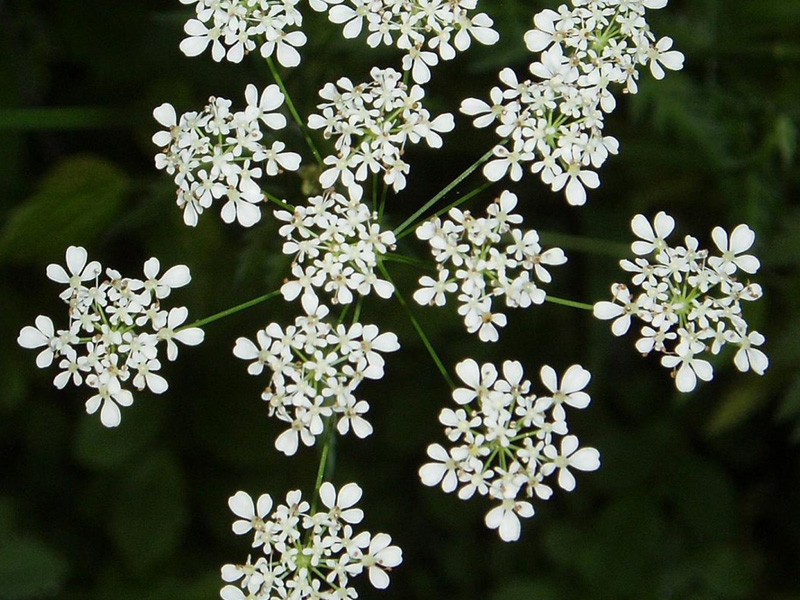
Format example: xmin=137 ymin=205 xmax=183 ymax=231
xmin=463 ymin=1 xmax=684 ymax=203
xmin=661 ymin=341 xmax=714 ymax=392
xmin=17 ymin=315 xmax=59 ymax=368
xmin=19 ymin=248 xmax=203 ymax=427
xmin=709 ymin=224 xmax=760 ymax=275
xmin=597 ymin=211 xmax=767 ymax=392
xmin=156 ymin=307 xmax=205 ymax=361
xmin=631 ymin=211 xmax=675 ymax=255
xmin=542 ymin=435 xmax=601 ymax=492
xmin=235 ymin=305 xmax=398 ymax=452
xmin=419 ymin=443 xmax=467 ymax=493
xmin=309 ymin=67 xmax=453 ymax=194
xmin=229 ymin=491 xmax=273 ymax=536
xmin=647 ymin=36 xmax=685 ymax=80
xmin=316 ymin=0 xmax=498 ymax=84
xmin=153 ymin=88 xmax=298 ymax=228
xmin=420 ymin=358 xmax=599 ymax=541
xmin=485 ymin=498 xmax=534 ymax=542
xmin=180 ymin=0 xmax=306 ymax=66
xmin=732 ymin=331 xmax=769 ymax=375
xmin=85 ymin=372 xmax=134 ymax=428
xmin=416 ymin=192 xmax=565 ymax=341
xmin=222 ymin=484 xmax=402 ymax=597
xmin=134 ymin=257 xmax=191 ymax=303
xmin=46 ymin=245 xmax=101 ymax=301
xmin=362 ymin=533 xmax=403 ymax=589
xmin=319 ymin=482 xmax=363 ymax=524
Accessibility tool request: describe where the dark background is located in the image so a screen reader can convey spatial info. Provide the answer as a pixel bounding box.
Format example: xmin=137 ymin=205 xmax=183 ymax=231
xmin=1 ymin=1 xmax=800 ymax=599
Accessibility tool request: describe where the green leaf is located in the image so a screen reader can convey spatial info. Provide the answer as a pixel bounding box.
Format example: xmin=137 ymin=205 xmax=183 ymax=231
xmin=0 ymin=155 xmax=128 ymax=264
xmin=491 ymin=578 xmax=561 ymax=600
xmin=72 ymin=398 xmax=165 ymax=471
xmin=109 ymin=452 xmax=188 ymax=574
xmin=706 ymin=381 xmax=769 ymax=436
xmin=0 ymin=538 xmax=68 ymax=600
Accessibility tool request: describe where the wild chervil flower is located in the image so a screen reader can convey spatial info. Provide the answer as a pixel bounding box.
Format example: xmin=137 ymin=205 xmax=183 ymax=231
xmin=222 ymin=484 xmax=402 ymax=599
xmin=17 ymin=246 xmax=204 ymax=427
xmin=276 ymin=190 xmax=396 ymax=313
xmin=594 ymin=211 xmax=768 ymax=392
xmin=462 ymin=0 xmax=684 ymax=205
xmin=179 ymin=0 xmax=307 ymax=66
xmin=308 ymin=67 xmax=455 ymax=196
xmin=153 ymin=85 xmax=299 ymax=227
xmin=309 ymin=0 xmax=499 ymax=84
xmin=414 ymin=191 xmax=566 ymax=342
xmin=419 ymin=358 xmax=600 ymax=541
xmin=233 ymin=304 xmax=400 ymax=455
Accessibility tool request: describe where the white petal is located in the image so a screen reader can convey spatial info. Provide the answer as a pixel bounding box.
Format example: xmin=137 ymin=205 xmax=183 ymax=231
xmin=319 ymin=482 xmax=336 ymax=510
xmin=570 ymin=447 xmax=600 ymax=471
xmin=539 ymin=365 xmax=558 ymax=394
xmin=368 ymin=566 xmax=390 ymax=589
xmin=228 ymin=491 xmax=255 ymax=519
xmin=498 ymin=510 xmax=521 ymax=542
xmin=455 ymin=359 xmax=480 ymax=389
xmin=561 ymin=364 xmax=590 ymax=394
xmin=100 ymin=400 xmax=122 ymax=428
xmin=174 ymin=327 xmax=205 ymax=347
xmin=159 ymin=265 xmax=191 ymax=289
xmin=419 ymin=463 xmax=446 ymax=487
xmin=338 ymin=482 xmax=362 ymax=509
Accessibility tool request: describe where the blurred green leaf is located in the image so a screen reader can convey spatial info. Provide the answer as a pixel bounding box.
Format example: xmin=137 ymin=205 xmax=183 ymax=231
xmin=707 ymin=380 xmax=770 ymax=436
xmin=0 ymin=156 xmax=128 ymax=264
xmin=108 ymin=452 xmax=188 ymax=574
xmin=72 ymin=400 xmax=166 ymax=471
xmin=0 ymin=538 xmax=68 ymax=600
xmin=491 ymin=578 xmax=560 ymax=600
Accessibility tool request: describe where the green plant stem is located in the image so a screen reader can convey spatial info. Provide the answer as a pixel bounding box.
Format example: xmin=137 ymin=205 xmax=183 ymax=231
xmin=539 ymin=231 xmax=628 ymax=258
xmin=378 ymin=261 xmax=456 ymax=390
xmin=265 ymin=191 xmax=295 ymax=211
xmin=396 ymin=180 xmax=494 ymax=241
xmin=393 ymin=146 xmax=498 ymax=239
xmin=545 ymin=295 xmax=594 ymax=311
xmin=310 ymin=424 xmax=336 ymax=514
xmin=179 ymin=290 xmax=282 ymax=330
xmin=383 ymin=253 xmax=434 ymax=270
xmin=265 ymin=56 xmax=324 ymax=167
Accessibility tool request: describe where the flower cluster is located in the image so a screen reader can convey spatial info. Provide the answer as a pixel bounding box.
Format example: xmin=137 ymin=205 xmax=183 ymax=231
xmin=153 ymin=85 xmax=300 ymax=227
xmin=594 ymin=212 xmax=768 ymax=392
xmin=308 ymin=67 xmax=455 ymax=195
xmin=419 ymin=359 xmax=600 ymax=541
xmin=461 ymin=0 xmax=684 ymax=205
xmin=277 ymin=191 xmax=396 ymax=312
xmin=234 ymin=305 xmax=400 ymax=455
xmin=222 ymin=484 xmax=402 ymax=599
xmin=179 ymin=0 xmax=306 ymax=67
xmin=310 ymin=0 xmax=499 ymax=84
xmin=414 ymin=191 xmax=567 ymax=342
xmin=17 ymin=246 xmax=204 ymax=427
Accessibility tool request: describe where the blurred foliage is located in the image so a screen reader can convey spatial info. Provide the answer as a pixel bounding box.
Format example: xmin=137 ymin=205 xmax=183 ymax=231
xmin=1 ymin=0 xmax=800 ymax=599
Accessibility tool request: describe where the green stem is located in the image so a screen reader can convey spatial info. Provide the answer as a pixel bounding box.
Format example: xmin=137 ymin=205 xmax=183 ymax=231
xmin=396 ymin=180 xmax=494 ymax=241
xmin=539 ymin=231 xmax=628 ymax=258
xmin=265 ymin=191 xmax=295 ymax=211
xmin=545 ymin=295 xmax=594 ymax=311
xmin=310 ymin=423 xmax=336 ymax=514
xmin=265 ymin=56 xmax=324 ymax=167
xmin=377 ymin=261 xmax=456 ymax=390
xmin=382 ymin=253 xmax=434 ymax=270
xmin=178 ymin=290 xmax=282 ymax=330
xmin=393 ymin=145 xmax=499 ymax=239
